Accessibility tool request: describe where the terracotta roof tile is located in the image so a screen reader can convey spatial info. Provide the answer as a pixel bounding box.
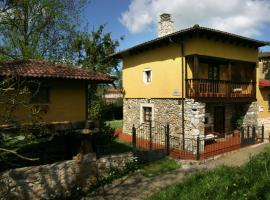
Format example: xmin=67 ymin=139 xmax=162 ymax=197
xmin=0 ymin=59 xmax=116 ymax=82
xmin=259 ymin=52 xmax=270 ymax=58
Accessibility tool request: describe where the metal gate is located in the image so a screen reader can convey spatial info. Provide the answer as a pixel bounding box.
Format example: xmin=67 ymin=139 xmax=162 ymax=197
xmin=240 ymin=126 xmax=256 ymax=146
xmin=132 ymin=121 xmax=169 ymax=162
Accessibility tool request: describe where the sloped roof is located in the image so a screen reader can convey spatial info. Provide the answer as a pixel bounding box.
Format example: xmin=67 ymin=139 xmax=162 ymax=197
xmin=259 ymin=79 xmax=270 ymax=88
xmin=259 ymin=52 xmax=270 ymax=58
xmin=111 ymin=25 xmax=269 ymax=58
xmin=0 ymin=59 xmax=116 ymax=83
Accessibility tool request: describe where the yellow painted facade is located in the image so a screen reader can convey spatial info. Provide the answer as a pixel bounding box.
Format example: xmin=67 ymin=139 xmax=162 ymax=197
xmin=1 ymin=79 xmax=87 ymax=123
xmin=123 ymin=43 xmax=183 ymax=98
xmin=123 ymin=36 xmax=258 ymax=98
xmin=257 ymin=63 xmax=270 ymax=119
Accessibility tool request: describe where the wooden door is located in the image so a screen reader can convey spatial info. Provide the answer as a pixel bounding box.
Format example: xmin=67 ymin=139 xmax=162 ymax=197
xmin=214 ymin=106 xmax=225 ymax=136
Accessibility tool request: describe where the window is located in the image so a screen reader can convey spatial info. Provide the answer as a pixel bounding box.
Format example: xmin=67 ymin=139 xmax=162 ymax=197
xmin=143 ymin=69 xmax=152 ymax=84
xmin=208 ymin=65 xmax=219 ymax=80
xmin=30 ymin=87 xmax=50 ymax=104
xmin=268 ymin=95 xmax=270 ymax=111
xmin=143 ymin=107 xmax=152 ymax=123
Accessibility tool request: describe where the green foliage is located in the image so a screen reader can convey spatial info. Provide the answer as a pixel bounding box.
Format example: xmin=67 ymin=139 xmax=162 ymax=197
xmin=89 ymin=157 xmax=139 ymax=192
xmin=72 ymin=24 xmax=122 ymax=74
xmin=102 ymin=99 xmax=123 ymax=121
xmin=231 ymin=114 xmax=245 ymax=130
xmin=139 ymin=158 xmax=180 ymax=178
xmin=149 ymin=147 xmax=270 ymax=200
xmin=0 ymin=0 xmax=88 ymax=61
xmin=106 ymin=120 xmax=123 ymax=129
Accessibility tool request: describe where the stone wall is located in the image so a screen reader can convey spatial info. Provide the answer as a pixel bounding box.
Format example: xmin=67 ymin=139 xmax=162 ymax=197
xmin=0 ymin=153 xmax=135 ymax=200
xmin=123 ymin=98 xmax=206 ymax=149
xmin=243 ymin=101 xmax=258 ymax=126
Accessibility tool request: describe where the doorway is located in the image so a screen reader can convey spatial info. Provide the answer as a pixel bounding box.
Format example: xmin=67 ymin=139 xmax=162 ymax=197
xmin=214 ymin=106 xmax=225 ymax=136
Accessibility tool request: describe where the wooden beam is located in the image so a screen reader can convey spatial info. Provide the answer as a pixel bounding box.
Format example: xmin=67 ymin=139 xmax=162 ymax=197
xmin=228 ymin=62 xmax=232 ymax=81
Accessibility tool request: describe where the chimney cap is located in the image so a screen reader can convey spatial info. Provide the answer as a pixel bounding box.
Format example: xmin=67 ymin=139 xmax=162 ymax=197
xmin=160 ymin=13 xmax=171 ymax=21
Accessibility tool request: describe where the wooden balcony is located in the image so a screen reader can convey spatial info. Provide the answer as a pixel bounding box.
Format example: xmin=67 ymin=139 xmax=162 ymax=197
xmin=186 ymin=79 xmax=256 ymax=100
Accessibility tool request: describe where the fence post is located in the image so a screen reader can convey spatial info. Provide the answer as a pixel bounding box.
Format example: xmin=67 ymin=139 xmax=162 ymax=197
xmin=262 ymin=124 xmax=265 ymax=142
xmin=196 ymin=136 xmax=200 ymax=160
xmin=166 ymin=123 xmax=170 ymax=156
xmin=132 ymin=125 xmax=136 ymax=151
xmin=252 ymin=125 xmax=256 ymax=144
xmin=240 ymin=127 xmax=244 ymax=146
xmin=149 ymin=121 xmax=152 ymax=151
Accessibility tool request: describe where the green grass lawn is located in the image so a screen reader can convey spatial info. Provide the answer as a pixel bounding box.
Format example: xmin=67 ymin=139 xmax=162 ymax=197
xmin=139 ymin=158 xmax=180 ymax=177
xmin=148 ymin=147 xmax=270 ymax=200
xmin=106 ymin=120 xmax=123 ymax=129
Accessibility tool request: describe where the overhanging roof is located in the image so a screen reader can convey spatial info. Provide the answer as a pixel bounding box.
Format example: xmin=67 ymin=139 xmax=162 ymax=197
xmin=111 ymin=25 xmax=269 ymax=59
xmin=0 ymin=59 xmax=117 ymax=83
xmin=259 ymin=79 xmax=270 ymax=88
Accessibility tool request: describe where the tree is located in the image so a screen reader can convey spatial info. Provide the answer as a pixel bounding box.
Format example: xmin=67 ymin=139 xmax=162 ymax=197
xmin=72 ymin=25 xmax=123 ymax=120
xmin=0 ymin=0 xmax=88 ymax=61
xmin=73 ymin=25 xmax=122 ymax=74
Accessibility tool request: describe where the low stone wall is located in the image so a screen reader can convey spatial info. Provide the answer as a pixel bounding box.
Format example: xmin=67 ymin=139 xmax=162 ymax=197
xmin=0 ymin=152 xmax=134 ymax=200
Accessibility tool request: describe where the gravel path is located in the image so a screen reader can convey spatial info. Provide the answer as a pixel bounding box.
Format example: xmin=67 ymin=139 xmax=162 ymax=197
xmin=88 ymin=142 xmax=270 ymax=200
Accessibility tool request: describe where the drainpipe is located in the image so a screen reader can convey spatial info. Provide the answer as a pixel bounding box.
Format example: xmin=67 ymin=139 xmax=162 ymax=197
xmin=169 ymin=37 xmax=185 ymax=149
xmin=180 ymin=40 xmax=185 ymax=149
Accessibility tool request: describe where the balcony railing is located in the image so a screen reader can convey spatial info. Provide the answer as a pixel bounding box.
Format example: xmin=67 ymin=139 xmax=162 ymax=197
xmin=186 ymin=79 xmax=256 ymax=98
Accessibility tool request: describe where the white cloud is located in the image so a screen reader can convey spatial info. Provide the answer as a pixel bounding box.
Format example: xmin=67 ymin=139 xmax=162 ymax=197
xmin=119 ymin=0 xmax=270 ymax=37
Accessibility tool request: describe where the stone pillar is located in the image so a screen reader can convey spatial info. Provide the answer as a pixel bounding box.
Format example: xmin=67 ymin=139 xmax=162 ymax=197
xmin=243 ymin=101 xmax=258 ymax=126
xmin=184 ymin=99 xmax=205 ymax=138
xmin=158 ymin=13 xmax=174 ymax=37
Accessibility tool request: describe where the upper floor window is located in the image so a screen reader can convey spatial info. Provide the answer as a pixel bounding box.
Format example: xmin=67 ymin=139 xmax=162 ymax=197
xmin=143 ymin=69 xmax=152 ymax=84
xmin=208 ymin=65 xmax=219 ymax=80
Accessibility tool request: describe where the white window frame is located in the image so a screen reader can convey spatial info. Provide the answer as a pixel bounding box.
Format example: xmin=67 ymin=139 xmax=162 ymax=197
xmin=140 ymin=103 xmax=154 ymax=123
xmin=143 ymin=69 xmax=152 ymax=84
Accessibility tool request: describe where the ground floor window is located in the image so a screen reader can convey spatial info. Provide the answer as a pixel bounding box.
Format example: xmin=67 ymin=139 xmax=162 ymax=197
xmin=143 ymin=107 xmax=152 ymax=123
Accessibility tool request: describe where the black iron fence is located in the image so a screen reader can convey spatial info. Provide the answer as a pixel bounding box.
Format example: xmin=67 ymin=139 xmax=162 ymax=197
xmin=131 ymin=121 xmax=170 ymax=162
xmin=130 ymin=122 xmax=265 ymax=161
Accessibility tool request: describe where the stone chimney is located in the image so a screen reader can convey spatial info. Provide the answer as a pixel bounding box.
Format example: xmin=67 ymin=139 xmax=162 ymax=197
xmin=158 ymin=13 xmax=174 ymax=37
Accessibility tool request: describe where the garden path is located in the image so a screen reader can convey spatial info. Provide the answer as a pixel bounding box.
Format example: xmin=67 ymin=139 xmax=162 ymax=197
xmin=87 ymin=142 xmax=270 ymax=200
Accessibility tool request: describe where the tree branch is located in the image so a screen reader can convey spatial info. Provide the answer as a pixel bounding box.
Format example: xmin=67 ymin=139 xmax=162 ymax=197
xmin=0 ymin=148 xmax=39 ymax=161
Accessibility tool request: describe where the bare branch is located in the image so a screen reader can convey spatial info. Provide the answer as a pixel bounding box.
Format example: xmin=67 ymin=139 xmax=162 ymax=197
xmin=0 ymin=148 xmax=39 ymax=161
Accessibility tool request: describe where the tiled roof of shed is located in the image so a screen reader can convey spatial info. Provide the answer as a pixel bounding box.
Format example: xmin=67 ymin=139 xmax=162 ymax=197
xmin=0 ymin=59 xmax=116 ymax=82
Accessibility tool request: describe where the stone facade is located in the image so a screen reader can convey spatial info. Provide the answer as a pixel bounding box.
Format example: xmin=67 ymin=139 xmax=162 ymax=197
xmin=0 ymin=153 xmax=135 ymax=200
xmin=243 ymin=101 xmax=258 ymax=126
xmin=124 ymin=98 xmax=259 ymax=149
xmin=158 ymin=13 xmax=174 ymax=37
xmin=123 ymin=98 xmax=206 ymax=149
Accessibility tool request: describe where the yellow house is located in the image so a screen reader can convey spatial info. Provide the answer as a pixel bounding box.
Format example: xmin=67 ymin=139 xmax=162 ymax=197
xmin=0 ymin=59 xmax=115 ymax=126
xmin=257 ymin=53 xmax=270 ymax=135
xmin=111 ymin=14 xmax=268 ymax=145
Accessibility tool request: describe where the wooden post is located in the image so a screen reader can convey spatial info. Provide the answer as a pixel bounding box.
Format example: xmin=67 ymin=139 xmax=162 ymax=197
xmin=240 ymin=127 xmax=244 ymax=146
xmin=194 ymin=56 xmax=199 ymax=97
xmin=228 ymin=62 xmax=232 ymax=97
xmin=196 ymin=136 xmax=200 ymax=160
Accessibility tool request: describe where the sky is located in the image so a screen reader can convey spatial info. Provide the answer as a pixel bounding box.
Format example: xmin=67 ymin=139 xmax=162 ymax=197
xmin=83 ymin=0 xmax=270 ymax=52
